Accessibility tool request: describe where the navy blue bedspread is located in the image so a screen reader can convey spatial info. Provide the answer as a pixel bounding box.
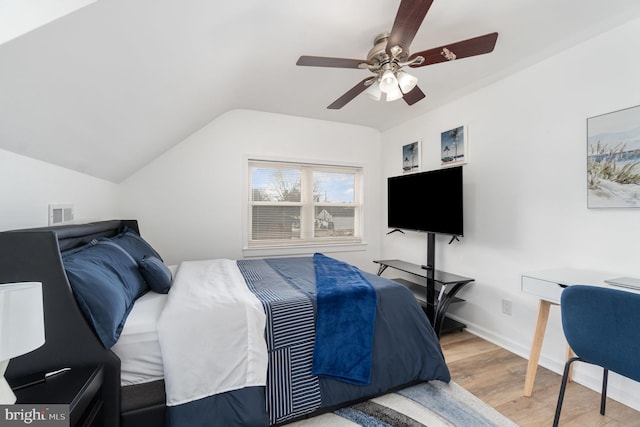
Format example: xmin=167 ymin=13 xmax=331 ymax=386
xmin=168 ymin=256 xmax=450 ymax=426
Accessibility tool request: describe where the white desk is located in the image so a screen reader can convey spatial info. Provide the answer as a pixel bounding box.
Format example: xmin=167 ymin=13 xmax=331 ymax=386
xmin=521 ymin=268 xmax=629 ymax=397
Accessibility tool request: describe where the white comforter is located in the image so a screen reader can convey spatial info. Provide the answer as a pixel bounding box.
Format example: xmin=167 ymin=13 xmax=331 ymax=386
xmin=156 ymin=259 xmax=268 ymax=406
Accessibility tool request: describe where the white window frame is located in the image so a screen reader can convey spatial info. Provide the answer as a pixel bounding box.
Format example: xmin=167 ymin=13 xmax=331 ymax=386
xmin=243 ymin=158 xmax=366 ymax=257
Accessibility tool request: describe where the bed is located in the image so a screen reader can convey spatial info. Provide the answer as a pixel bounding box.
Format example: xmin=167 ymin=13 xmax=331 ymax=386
xmin=0 ymin=220 xmax=450 ymax=426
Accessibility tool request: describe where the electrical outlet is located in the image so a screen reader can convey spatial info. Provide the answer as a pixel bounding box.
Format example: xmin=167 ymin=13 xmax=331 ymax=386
xmin=502 ymin=298 xmax=512 ymax=315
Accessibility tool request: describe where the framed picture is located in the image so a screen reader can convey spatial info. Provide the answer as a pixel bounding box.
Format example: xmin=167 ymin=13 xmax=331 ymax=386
xmin=402 ymin=141 xmax=420 ymax=173
xmin=587 ymin=105 xmax=640 ymax=208
xmin=441 ymin=125 xmax=467 ymax=166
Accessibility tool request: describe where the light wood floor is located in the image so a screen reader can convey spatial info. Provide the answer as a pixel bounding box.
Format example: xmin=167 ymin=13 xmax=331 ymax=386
xmin=439 ymin=330 xmax=640 ymax=426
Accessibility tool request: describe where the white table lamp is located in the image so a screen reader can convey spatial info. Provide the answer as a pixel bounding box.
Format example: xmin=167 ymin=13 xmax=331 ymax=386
xmin=0 ymin=282 xmax=45 ymax=404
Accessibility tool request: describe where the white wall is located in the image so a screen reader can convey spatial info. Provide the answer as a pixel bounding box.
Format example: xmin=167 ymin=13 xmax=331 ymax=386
xmin=118 ymin=109 xmax=383 ymax=271
xmin=381 ymin=17 xmax=640 ymax=410
xmin=0 ymin=148 xmax=119 ymax=231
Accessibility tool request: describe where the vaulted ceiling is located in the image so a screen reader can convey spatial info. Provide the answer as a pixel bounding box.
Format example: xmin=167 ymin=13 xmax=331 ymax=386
xmin=2 ymin=0 xmax=640 ymax=182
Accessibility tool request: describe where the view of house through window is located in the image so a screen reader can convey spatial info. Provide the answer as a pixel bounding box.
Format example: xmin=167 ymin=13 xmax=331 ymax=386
xmin=248 ymin=160 xmax=362 ymax=246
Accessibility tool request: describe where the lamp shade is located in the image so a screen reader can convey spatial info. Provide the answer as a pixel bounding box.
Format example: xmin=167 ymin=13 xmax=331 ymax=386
xmin=0 ymin=282 xmax=45 ymax=360
xmin=365 ymin=81 xmax=382 ymax=101
xmin=396 ymin=71 xmax=418 ymax=94
xmin=379 ymin=70 xmax=398 ymax=93
xmin=385 ymin=85 xmax=404 ymax=102
xmin=0 ymin=282 xmax=45 ymax=404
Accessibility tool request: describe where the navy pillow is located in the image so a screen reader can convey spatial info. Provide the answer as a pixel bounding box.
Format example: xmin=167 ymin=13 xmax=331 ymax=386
xmin=139 ymin=255 xmax=172 ymax=294
xmin=63 ymin=240 xmax=149 ymax=348
xmin=107 ymin=229 xmax=163 ymax=263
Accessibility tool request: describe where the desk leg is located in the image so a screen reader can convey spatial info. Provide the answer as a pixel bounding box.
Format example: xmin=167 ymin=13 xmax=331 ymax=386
xmin=524 ymin=299 xmax=551 ymax=397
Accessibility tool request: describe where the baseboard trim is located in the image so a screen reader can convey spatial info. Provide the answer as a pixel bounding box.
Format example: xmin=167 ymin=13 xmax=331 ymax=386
xmin=448 ymin=313 xmax=640 ymax=412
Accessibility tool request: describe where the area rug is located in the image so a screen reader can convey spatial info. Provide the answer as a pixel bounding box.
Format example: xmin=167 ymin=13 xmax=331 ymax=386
xmin=286 ymin=380 xmax=519 ymax=427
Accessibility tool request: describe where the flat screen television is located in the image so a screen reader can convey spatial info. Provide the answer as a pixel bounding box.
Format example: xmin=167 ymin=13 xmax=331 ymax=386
xmin=387 ymin=165 xmax=463 ymax=236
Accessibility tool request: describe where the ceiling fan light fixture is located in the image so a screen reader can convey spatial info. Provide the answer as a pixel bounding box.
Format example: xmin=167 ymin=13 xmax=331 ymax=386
xmin=385 ymin=85 xmax=403 ymax=102
xmin=379 ymin=69 xmax=398 ymax=93
xmin=296 ymin=0 xmax=498 ymax=110
xmin=365 ymin=81 xmax=382 ymax=101
xmin=396 ymin=71 xmax=418 ymax=94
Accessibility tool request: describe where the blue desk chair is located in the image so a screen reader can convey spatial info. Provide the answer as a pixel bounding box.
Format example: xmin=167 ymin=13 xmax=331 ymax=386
xmin=553 ymin=285 xmax=640 ymax=426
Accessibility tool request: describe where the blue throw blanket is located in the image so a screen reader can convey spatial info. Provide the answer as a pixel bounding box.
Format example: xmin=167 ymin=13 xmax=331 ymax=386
xmin=312 ymin=253 xmax=377 ymax=385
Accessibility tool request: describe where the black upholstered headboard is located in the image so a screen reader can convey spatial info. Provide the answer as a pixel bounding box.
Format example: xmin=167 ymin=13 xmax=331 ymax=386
xmin=0 ymin=219 xmax=139 ymax=427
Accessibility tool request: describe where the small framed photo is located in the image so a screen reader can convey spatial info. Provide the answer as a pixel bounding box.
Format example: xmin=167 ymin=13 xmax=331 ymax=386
xmin=402 ymin=141 xmax=420 ymax=173
xmin=441 ymin=125 xmax=467 ymax=166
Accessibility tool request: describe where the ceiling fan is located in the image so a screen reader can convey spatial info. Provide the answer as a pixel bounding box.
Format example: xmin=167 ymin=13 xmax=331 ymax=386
xmin=296 ymin=0 xmax=498 ymax=109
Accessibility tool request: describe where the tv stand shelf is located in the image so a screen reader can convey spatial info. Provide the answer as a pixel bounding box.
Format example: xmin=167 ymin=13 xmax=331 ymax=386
xmin=374 ymin=259 xmax=474 ymax=337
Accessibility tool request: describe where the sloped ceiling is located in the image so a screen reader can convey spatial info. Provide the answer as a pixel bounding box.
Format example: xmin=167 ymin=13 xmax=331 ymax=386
xmin=1 ymin=0 xmax=640 ymax=183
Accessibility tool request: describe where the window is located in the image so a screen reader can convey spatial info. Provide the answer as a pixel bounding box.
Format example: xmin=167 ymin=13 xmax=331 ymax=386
xmin=248 ymin=160 xmax=363 ymax=247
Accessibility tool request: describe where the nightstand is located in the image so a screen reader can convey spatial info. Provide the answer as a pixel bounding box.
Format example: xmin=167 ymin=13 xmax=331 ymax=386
xmin=12 ymin=365 xmax=104 ymax=427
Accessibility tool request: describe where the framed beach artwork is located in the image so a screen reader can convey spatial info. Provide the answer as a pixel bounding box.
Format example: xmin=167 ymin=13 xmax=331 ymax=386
xmin=587 ymin=105 xmax=640 ymax=208
xmin=441 ymin=125 xmax=467 ymax=166
xmin=402 ymin=141 xmax=420 ymax=173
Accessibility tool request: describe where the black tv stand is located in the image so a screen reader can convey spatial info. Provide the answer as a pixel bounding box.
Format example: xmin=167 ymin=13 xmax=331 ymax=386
xmin=373 ymin=258 xmax=474 ymax=337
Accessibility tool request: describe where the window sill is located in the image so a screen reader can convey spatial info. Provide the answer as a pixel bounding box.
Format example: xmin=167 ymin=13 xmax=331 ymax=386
xmin=242 ymin=241 xmax=368 ymax=258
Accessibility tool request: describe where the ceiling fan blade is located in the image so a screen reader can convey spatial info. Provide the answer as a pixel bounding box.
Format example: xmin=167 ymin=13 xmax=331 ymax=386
xmin=327 ymin=78 xmax=372 ymax=110
xmin=387 ymin=0 xmax=434 ymax=55
xmin=409 ymin=32 xmax=499 ymax=67
xmin=297 ymin=55 xmax=366 ymax=69
xmin=403 ymin=85 xmax=426 ymax=106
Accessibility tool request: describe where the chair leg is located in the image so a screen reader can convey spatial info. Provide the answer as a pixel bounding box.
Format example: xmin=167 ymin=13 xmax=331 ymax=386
xmin=600 ymin=368 xmax=608 ymax=415
xmin=553 ymin=357 xmax=579 ymax=427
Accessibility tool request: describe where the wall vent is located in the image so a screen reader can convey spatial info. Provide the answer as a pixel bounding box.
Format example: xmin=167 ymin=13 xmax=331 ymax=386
xmin=48 ymin=204 xmax=74 ymax=226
